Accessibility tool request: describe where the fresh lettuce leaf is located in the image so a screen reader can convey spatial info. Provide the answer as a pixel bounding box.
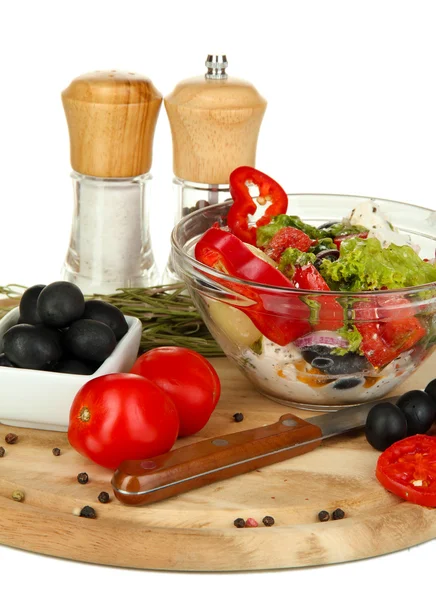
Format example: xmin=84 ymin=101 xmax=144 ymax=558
xmin=319 ymin=237 xmax=436 ymax=291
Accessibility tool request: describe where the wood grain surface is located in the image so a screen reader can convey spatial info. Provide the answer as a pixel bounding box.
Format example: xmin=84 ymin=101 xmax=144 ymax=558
xmin=62 ymin=70 xmax=162 ymax=178
xmin=165 ymin=76 xmax=266 ymax=183
xmin=1 ymin=356 xmax=436 ymax=571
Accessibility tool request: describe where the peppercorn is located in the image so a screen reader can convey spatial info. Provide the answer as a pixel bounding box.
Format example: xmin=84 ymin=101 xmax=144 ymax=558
xmin=52 ymin=448 xmax=61 ymax=456
xmin=332 ymin=508 xmax=345 ymax=520
xmin=12 ymin=490 xmax=25 ymax=502
xmin=0 ymin=447 xmax=5 ymax=458
xmin=245 ymin=517 xmax=258 ymax=527
xmin=98 ymin=491 xmax=110 ymax=504
xmin=262 ymin=516 xmax=275 ymax=527
xmin=233 ymin=413 xmax=244 ymax=423
xmin=233 ymin=518 xmax=246 ymax=528
xmin=318 ymin=510 xmax=330 ymax=522
xmin=77 ymin=472 xmax=89 ymax=484
xmin=5 ymin=433 xmax=18 ymax=444
xmin=80 ymin=506 xmax=96 ymax=519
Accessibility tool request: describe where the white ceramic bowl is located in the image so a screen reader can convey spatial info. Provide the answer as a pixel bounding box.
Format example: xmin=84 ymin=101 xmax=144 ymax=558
xmin=0 ymin=308 xmax=142 ymax=431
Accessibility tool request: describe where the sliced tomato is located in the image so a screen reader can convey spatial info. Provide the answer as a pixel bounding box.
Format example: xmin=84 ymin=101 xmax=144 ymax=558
xmin=354 ymin=297 xmax=426 ymax=368
xmin=264 ymin=227 xmax=313 ymax=262
xmin=376 ymin=435 xmax=436 ymax=507
xmin=333 ymin=231 xmax=368 ymax=250
xmin=291 ymin=264 xmax=343 ymax=330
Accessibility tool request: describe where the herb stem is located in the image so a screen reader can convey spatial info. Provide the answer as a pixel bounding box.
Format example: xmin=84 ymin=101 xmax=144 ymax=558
xmin=0 ymin=283 xmax=224 ymax=357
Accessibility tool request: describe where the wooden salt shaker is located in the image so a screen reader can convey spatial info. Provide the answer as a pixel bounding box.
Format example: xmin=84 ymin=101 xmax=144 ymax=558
xmin=163 ymin=55 xmax=266 ymax=281
xmin=61 ymin=70 xmax=162 ymax=294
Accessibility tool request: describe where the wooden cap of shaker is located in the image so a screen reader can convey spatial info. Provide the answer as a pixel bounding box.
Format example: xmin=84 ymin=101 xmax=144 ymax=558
xmin=62 ymin=70 xmax=162 ymax=178
xmin=164 ymin=56 xmax=267 ymax=184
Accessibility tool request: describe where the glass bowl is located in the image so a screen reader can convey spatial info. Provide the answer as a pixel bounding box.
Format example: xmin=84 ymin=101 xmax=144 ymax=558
xmin=171 ymin=195 xmax=436 ymax=411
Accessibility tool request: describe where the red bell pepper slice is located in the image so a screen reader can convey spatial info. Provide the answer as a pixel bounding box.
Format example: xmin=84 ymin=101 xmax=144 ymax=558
xmin=291 ymin=264 xmax=344 ymax=331
xmin=195 ymin=227 xmax=311 ymax=346
xmin=376 ymin=435 xmax=436 ymax=507
xmin=264 ymin=227 xmax=313 ymax=262
xmin=227 ymin=167 xmax=288 ymax=245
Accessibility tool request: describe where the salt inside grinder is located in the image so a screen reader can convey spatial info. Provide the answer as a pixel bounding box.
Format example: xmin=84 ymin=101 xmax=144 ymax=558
xmin=163 ymin=54 xmax=267 ymax=281
xmin=61 ymin=71 xmax=162 ymax=294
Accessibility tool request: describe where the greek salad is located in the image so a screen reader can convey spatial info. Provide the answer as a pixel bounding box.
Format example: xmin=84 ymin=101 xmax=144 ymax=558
xmin=194 ymin=167 xmax=436 ymax=406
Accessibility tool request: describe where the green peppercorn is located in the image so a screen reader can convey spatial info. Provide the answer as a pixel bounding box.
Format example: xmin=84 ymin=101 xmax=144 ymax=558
xmin=332 ymin=508 xmax=345 ymax=520
xmin=12 ymin=490 xmax=25 ymax=502
xmin=233 ymin=413 xmax=244 ymax=423
xmin=98 ymin=491 xmax=110 ymax=504
xmin=80 ymin=506 xmax=96 ymax=519
xmin=233 ymin=518 xmax=246 ymax=528
xmin=77 ymin=472 xmax=89 ymax=484
xmin=318 ymin=510 xmax=330 ymax=522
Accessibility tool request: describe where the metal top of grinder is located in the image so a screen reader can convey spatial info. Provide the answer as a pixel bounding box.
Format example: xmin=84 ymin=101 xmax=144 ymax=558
xmin=205 ymin=54 xmax=228 ymax=79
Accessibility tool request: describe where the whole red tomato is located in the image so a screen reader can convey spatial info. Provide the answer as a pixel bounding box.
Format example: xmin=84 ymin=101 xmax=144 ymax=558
xmin=130 ymin=347 xmax=221 ymax=437
xmin=68 ymin=373 xmax=179 ymax=469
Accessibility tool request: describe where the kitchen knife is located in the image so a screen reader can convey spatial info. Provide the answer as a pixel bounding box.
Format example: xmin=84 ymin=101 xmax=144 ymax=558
xmin=112 ymin=395 xmax=398 ymax=506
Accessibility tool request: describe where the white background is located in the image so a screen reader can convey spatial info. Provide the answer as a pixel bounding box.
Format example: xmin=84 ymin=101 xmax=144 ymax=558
xmin=1 ymin=0 xmax=435 ymax=598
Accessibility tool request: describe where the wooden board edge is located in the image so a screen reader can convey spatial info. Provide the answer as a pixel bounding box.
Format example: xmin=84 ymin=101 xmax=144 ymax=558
xmin=1 ymin=496 xmax=435 ymax=571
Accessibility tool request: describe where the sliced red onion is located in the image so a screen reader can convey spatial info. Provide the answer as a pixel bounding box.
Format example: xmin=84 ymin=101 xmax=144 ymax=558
xmin=294 ymin=330 xmax=349 ymax=349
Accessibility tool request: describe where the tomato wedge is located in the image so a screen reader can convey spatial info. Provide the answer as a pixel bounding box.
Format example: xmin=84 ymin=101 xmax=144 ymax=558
xmin=376 ymin=435 xmax=436 ymax=507
xmin=195 ymin=227 xmax=311 ymax=346
xmin=291 ymin=264 xmax=344 ymax=331
xmin=264 ymin=227 xmax=313 ymax=262
xmin=354 ymin=298 xmax=426 ymax=368
xmin=227 ymin=167 xmax=288 ymax=245
xmin=333 ymin=231 xmax=368 ymax=250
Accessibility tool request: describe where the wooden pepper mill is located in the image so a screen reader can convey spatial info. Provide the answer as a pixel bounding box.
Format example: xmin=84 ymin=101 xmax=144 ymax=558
xmin=163 ymin=54 xmax=267 ymax=281
xmin=61 ymin=70 xmax=162 ymax=294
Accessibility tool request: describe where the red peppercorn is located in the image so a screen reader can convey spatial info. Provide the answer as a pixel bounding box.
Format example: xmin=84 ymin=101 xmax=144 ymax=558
xmin=245 ymin=518 xmax=258 ymax=528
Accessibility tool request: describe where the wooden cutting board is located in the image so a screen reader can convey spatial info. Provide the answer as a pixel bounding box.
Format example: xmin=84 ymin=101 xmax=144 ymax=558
xmin=1 ymin=356 xmax=436 ymax=571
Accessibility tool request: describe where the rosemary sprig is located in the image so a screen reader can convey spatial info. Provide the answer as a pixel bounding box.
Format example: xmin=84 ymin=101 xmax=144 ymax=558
xmin=0 ymin=283 xmax=224 ymax=357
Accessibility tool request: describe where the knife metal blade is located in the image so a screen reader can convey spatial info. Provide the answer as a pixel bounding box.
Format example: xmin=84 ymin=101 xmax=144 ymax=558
xmin=112 ymin=395 xmax=399 ymax=506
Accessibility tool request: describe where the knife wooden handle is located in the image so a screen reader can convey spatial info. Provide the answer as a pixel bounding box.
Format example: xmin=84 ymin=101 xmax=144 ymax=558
xmin=112 ymin=414 xmax=322 ymax=506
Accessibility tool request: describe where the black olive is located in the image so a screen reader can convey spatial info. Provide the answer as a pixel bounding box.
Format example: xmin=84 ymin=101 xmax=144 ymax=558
xmin=319 ymin=221 xmax=339 ymax=229
xmin=396 ymin=390 xmax=436 ymax=435
xmin=82 ymin=300 xmax=128 ymax=341
xmin=63 ymin=319 xmax=116 ymax=363
xmin=19 ymin=284 xmax=45 ymax=325
xmin=3 ymin=324 xmax=63 ymax=370
xmin=365 ymin=403 xmax=407 ymax=451
xmin=52 ymin=358 xmax=95 ymax=375
xmin=332 ymin=377 xmax=363 ymax=390
xmin=424 ymin=378 xmax=436 ymax=403
xmin=37 ymin=281 xmax=85 ymax=328
xmin=0 ymin=353 xmax=16 ymax=368
xmin=301 ymin=345 xmax=370 ymax=375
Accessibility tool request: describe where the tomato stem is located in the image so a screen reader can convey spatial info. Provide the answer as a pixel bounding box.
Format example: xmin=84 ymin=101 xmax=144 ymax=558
xmin=79 ymin=406 xmax=91 ymax=423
